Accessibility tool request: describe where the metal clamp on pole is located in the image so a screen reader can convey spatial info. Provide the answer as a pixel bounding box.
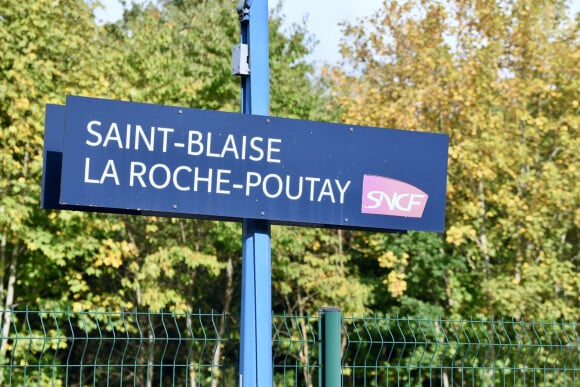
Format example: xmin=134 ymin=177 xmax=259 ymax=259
xmin=237 ymin=0 xmax=251 ymax=22
xmin=234 ymin=0 xmax=251 ymax=76
xmin=232 ymin=43 xmax=250 ymax=76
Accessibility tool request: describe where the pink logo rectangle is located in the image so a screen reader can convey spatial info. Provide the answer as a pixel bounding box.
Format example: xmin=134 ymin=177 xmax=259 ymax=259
xmin=361 ymin=175 xmax=428 ymax=218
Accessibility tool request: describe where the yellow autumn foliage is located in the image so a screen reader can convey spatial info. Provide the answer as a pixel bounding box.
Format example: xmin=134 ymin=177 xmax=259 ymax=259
xmin=329 ymin=0 xmax=579 ymax=318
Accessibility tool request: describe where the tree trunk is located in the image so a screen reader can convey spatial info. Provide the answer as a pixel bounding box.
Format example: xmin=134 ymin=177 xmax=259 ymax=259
xmin=0 ymin=233 xmax=5 ymax=306
xmin=478 ymin=177 xmax=490 ymax=279
xmin=0 ymin=242 xmax=18 ymax=356
xmin=442 ymin=371 xmax=450 ymax=387
xmin=186 ymin=310 xmax=198 ymax=387
xmin=210 ymin=256 xmax=234 ymax=387
xmin=147 ymin=326 xmax=154 ymax=387
xmin=296 ymin=294 xmax=314 ymax=387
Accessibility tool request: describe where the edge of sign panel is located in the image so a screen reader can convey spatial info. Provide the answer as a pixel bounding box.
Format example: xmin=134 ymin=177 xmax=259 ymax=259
xmin=42 ymin=104 xmax=141 ymax=215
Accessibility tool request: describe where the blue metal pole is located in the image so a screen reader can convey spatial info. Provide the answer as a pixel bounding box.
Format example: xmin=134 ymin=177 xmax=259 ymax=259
xmin=238 ymin=1 xmax=271 ymax=386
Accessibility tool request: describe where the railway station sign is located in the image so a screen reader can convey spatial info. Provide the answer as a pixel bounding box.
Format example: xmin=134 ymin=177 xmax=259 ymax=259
xmin=46 ymin=95 xmax=449 ymax=232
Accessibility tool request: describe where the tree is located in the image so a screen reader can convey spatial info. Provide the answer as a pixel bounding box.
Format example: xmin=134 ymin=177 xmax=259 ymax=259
xmin=91 ymin=0 xmax=340 ymax=315
xmin=330 ymin=0 xmax=579 ymax=319
xmin=1 ymin=0 xmax=335 ymax=383
xmin=0 ymin=0 xmax=122 ymax=359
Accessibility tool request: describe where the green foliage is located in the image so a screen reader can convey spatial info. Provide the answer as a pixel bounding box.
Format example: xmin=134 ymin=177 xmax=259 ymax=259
xmin=103 ymin=0 xmax=240 ymax=110
xmin=0 ymin=0 xmax=119 ymax=314
xmin=1 ymin=0 xmax=579 ymax=384
xmin=273 ymin=227 xmax=370 ymax=314
xmin=0 ymin=0 xmax=338 ymax=320
xmin=269 ymin=5 xmax=335 ymax=121
xmin=330 ymin=0 xmax=579 ymax=319
xmin=1 ymin=0 xmax=577 ymax=367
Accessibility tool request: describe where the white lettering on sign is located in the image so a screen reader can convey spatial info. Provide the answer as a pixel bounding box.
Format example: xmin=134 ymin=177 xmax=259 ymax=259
xmin=129 ymin=162 xmax=147 ymax=187
xmin=216 ymin=169 xmax=231 ymax=194
xmin=365 ymin=192 xmax=426 ymax=212
xmin=245 ymin=172 xmax=351 ymax=203
xmin=266 ymin=138 xmax=282 ymax=163
xmin=173 ymin=166 xmax=192 ymax=191
xmin=86 ymin=121 xmax=175 ymax=152
xmin=187 ymin=130 xmax=281 ymax=163
xmin=149 ymin=164 xmax=172 ymax=189
xmin=84 ymin=158 xmax=120 ymax=185
xmin=194 ymin=168 xmax=213 ymax=193
xmin=80 ymin=117 xmax=355 ymax=210
xmin=90 ymin=160 xmax=354 ymax=203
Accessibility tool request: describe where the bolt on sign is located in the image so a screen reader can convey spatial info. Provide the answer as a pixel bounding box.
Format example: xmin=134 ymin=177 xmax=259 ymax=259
xmin=43 ymin=96 xmax=449 ymax=232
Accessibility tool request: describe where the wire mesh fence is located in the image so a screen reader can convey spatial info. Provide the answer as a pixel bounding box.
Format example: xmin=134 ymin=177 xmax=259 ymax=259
xmin=0 ymin=308 xmax=577 ymax=386
xmin=341 ymin=315 xmax=579 ymax=386
xmin=0 ymin=308 xmax=240 ymax=386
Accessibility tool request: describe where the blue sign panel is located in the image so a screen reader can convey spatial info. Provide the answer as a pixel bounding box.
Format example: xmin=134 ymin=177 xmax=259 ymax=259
xmin=59 ymin=96 xmax=449 ymax=232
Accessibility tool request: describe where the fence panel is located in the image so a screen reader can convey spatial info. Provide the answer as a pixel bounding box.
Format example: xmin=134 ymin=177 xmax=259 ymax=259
xmin=341 ymin=315 xmax=579 ymax=386
xmin=0 ymin=307 xmax=239 ymax=386
xmin=0 ymin=308 xmax=577 ymax=386
xmin=273 ymin=313 xmax=319 ymax=386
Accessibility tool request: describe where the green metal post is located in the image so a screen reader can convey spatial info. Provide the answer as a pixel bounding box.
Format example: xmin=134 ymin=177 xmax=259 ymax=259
xmin=319 ymin=306 xmax=342 ymax=387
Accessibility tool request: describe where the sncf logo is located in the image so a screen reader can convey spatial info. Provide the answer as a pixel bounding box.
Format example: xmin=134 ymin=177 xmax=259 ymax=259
xmin=361 ymin=175 xmax=428 ymax=218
